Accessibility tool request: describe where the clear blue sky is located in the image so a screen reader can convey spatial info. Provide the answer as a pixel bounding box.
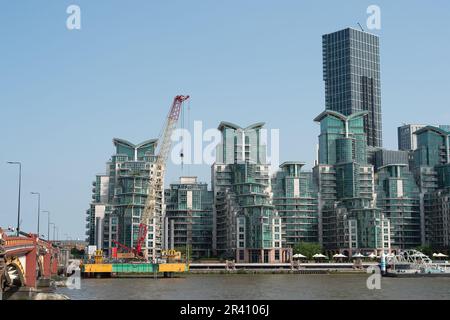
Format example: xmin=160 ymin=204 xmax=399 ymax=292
xmin=1 ymin=1 xmax=449 ymax=240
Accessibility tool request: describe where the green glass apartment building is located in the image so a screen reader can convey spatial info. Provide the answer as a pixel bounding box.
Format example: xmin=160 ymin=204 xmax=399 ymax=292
xmin=212 ymin=122 xmax=289 ymax=263
xmin=313 ymin=110 xmax=390 ymax=254
xmin=413 ymin=126 xmax=450 ymax=249
xmin=86 ymin=138 xmax=163 ymax=260
xmin=375 ymin=164 xmax=421 ymax=250
xmin=164 ymin=177 xmax=213 ymax=259
xmin=272 ymin=162 xmax=319 ymax=247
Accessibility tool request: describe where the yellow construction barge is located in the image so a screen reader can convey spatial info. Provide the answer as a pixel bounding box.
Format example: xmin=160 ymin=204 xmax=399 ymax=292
xmin=81 ymin=250 xmax=189 ymax=277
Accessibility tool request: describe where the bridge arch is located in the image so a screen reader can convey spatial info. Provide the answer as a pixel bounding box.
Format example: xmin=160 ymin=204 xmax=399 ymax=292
xmin=4 ymin=257 xmax=26 ymax=287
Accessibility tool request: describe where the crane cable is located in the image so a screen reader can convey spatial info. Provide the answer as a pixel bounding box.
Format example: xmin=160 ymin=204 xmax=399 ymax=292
xmin=187 ymin=98 xmax=191 ymax=177
xmin=179 ymin=98 xmax=191 ymax=176
xmin=180 ymin=100 xmax=185 ymax=173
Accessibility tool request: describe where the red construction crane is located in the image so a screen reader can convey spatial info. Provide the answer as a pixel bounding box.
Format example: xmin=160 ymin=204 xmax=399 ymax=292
xmin=112 ymin=95 xmax=190 ymax=261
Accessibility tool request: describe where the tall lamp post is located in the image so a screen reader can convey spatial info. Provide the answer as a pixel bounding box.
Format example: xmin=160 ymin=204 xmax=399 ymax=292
xmin=30 ymin=192 xmax=41 ymax=237
xmin=42 ymin=210 xmax=50 ymax=241
xmin=50 ymin=222 xmax=56 ymax=242
xmin=7 ymin=161 xmax=22 ymax=236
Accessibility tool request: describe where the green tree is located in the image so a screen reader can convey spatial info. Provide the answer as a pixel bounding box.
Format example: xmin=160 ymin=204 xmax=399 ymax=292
xmin=293 ymin=242 xmax=322 ymax=259
xmin=415 ymin=245 xmax=433 ymax=257
xmin=70 ymin=247 xmax=85 ymax=258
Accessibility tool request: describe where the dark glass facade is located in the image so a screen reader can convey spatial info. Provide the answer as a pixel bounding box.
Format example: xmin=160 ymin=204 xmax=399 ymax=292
xmin=323 ymin=28 xmax=382 ymax=147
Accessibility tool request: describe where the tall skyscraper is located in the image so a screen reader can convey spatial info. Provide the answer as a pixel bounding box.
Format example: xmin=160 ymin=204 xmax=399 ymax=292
xmin=323 ymin=28 xmax=382 ymax=147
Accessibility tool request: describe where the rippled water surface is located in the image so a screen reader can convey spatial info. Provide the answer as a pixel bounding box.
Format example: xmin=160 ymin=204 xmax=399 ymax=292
xmin=57 ymin=274 xmax=450 ymax=300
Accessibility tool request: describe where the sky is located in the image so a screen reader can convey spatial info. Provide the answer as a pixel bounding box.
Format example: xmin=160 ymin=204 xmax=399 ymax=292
xmin=1 ymin=0 xmax=449 ymax=240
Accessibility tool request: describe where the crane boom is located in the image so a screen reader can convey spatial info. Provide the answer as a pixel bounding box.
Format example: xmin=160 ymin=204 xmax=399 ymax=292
xmin=137 ymin=95 xmax=190 ymax=261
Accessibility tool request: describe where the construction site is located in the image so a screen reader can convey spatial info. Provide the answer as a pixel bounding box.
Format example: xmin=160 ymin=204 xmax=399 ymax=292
xmin=82 ymin=95 xmax=191 ymax=277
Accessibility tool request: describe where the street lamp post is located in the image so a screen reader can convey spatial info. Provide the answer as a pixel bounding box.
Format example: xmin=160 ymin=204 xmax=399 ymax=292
xmin=30 ymin=192 xmax=41 ymax=237
xmin=7 ymin=161 xmax=22 ymax=236
xmin=42 ymin=210 xmax=50 ymax=241
xmin=50 ymin=223 xmax=56 ymax=242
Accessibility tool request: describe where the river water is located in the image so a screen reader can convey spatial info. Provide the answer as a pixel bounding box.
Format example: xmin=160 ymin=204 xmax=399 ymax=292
xmin=56 ymin=274 xmax=450 ymax=300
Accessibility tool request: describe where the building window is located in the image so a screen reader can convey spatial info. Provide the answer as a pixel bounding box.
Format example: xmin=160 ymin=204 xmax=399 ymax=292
xmin=264 ymin=250 xmax=269 ymax=263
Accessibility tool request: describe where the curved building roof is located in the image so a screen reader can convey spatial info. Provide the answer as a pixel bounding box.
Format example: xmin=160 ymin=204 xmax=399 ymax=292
xmin=217 ymin=121 xmax=265 ymax=131
xmin=279 ymin=161 xmax=306 ymax=168
xmin=313 ymin=110 xmax=368 ymax=123
xmin=414 ymin=126 xmax=450 ymax=137
xmin=113 ymin=138 xmax=158 ymax=149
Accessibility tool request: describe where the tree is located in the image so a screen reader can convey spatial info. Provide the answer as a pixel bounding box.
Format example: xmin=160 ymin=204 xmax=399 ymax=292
xmin=415 ymin=245 xmax=433 ymax=257
xmin=293 ymin=242 xmax=322 ymax=259
xmin=70 ymin=247 xmax=85 ymax=259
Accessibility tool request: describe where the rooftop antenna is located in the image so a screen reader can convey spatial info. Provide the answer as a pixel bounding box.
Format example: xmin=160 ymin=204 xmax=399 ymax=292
xmin=357 ymin=22 xmax=365 ymax=32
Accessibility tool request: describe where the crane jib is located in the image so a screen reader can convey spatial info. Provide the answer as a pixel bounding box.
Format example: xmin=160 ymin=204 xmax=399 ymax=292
xmin=169 ymin=95 xmax=190 ymax=120
xmin=135 ymin=95 xmax=190 ymax=260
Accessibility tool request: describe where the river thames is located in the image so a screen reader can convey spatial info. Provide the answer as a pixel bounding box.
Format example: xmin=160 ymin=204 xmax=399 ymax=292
xmin=56 ymin=274 xmax=450 ymax=300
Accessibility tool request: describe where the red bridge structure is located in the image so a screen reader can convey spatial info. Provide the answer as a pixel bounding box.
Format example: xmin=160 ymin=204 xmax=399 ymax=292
xmin=0 ymin=228 xmax=59 ymax=294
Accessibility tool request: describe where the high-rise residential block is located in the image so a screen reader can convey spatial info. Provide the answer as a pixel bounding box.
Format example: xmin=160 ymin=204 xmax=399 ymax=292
xmin=323 ymin=28 xmax=382 ymax=147
xmin=398 ymin=124 xmax=426 ymax=151
xmin=414 ymin=126 xmax=450 ymax=168
xmin=164 ymin=177 xmax=213 ymax=259
xmin=398 ymin=124 xmax=450 ymax=151
xmin=86 ymin=138 xmax=163 ymax=260
xmin=212 ymin=122 xmax=289 ymax=263
xmin=412 ymin=126 xmax=450 ymax=248
xmin=313 ymin=110 xmax=390 ymax=254
xmin=272 ymin=162 xmax=319 ymax=247
xmin=375 ymin=164 xmax=421 ymax=249
xmin=424 ymin=186 xmax=450 ymax=249
xmin=86 ymin=174 xmax=110 ymax=248
xmin=373 ymin=149 xmax=410 ymax=171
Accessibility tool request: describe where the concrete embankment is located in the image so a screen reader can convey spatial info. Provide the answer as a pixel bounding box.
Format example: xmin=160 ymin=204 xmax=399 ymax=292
xmin=187 ymin=262 xmax=375 ymax=274
xmin=3 ymin=286 xmax=70 ymax=300
xmin=188 ymin=269 xmax=366 ymax=275
xmin=3 ymin=275 xmax=71 ymax=300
